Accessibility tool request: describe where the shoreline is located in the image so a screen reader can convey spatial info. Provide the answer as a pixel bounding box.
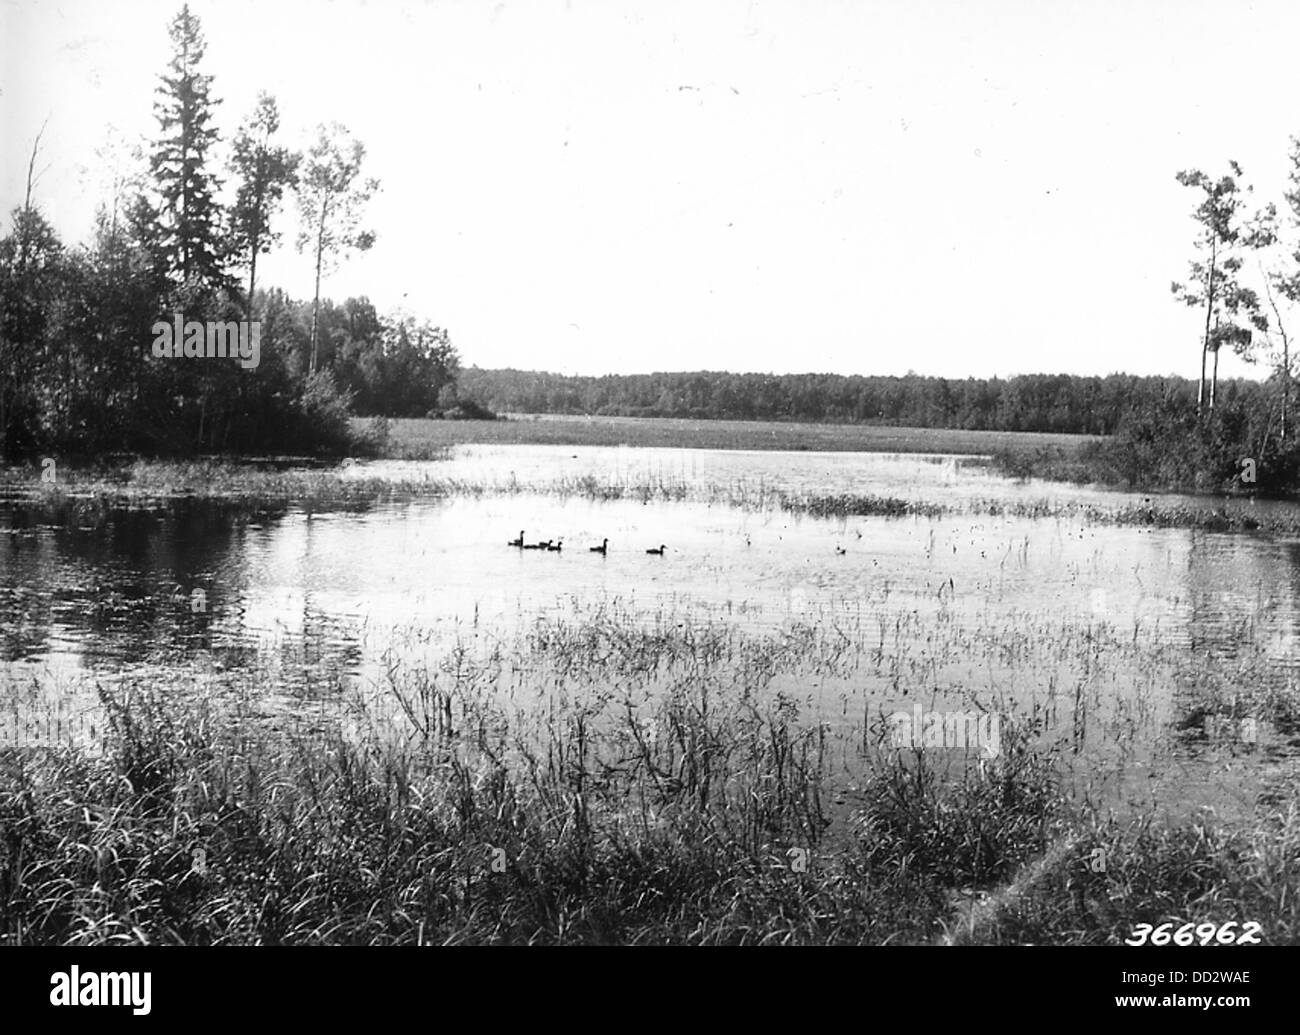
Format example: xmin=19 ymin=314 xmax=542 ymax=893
xmin=3 ymin=456 xmax=1296 ymax=535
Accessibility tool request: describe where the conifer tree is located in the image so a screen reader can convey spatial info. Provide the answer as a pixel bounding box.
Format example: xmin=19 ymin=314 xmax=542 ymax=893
xmin=150 ymin=4 xmax=226 ymax=298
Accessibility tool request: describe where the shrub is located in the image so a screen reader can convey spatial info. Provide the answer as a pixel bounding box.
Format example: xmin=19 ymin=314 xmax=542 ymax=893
xmin=292 ymin=370 xmax=355 ymax=456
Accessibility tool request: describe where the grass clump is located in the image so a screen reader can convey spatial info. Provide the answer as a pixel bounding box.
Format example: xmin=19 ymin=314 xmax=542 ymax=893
xmin=4 ymin=655 xmax=1294 ymax=945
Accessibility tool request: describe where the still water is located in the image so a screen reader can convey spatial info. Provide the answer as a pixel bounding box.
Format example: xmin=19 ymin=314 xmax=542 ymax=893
xmin=3 ymin=446 xmax=1299 ymax=817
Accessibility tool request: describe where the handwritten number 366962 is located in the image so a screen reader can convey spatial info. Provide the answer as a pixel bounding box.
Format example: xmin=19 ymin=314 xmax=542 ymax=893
xmin=1125 ymin=921 xmax=1262 ymax=946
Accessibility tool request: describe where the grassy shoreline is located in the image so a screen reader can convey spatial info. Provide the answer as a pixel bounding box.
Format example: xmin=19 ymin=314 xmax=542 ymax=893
xmin=9 ymin=413 xmax=1292 ymax=516
xmin=6 ymin=461 xmax=1299 ymax=944
xmin=10 ymin=413 xmax=1289 ymax=505
xmin=381 ymin=413 xmax=1300 ymax=502
xmin=2 ymin=651 xmax=1295 ymax=946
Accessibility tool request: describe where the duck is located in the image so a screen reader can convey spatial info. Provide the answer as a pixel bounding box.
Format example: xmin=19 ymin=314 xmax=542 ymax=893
xmin=546 ymin=539 xmax=563 ymax=552
xmin=646 ymin=544 xmax=666 ymax=556
xmin=835 ymin=545 xmax=846 ymax=555
xmin=589 ymin=538 xmax=608 ymax=555
xmin=508 ymin=530 xmax=525 ymax=547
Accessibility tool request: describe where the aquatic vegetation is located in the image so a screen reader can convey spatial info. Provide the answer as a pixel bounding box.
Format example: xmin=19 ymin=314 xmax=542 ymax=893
xmin=7 ymin=458 xmax=1298 ymax=538
xmin=5 ymin=431 xmax=1300 ymax=945
xmin=3 ymin=590 xmax=1297 ymax=946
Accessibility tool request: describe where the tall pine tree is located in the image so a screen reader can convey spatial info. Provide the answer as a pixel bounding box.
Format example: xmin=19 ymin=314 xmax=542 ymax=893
xmin=150 ymin=4 xmax=226 ymax=300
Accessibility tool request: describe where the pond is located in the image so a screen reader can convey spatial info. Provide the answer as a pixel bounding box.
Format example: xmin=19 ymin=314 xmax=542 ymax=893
xmin=4 ymin=445 xmax=1299 ymax=822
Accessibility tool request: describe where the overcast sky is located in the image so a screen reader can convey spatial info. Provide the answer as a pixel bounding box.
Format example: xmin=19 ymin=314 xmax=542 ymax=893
xmin=2 ymin=0 xmax=1299 ymax=379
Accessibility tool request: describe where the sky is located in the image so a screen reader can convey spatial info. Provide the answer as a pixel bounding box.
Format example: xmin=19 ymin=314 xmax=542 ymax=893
xmin=2 ymin=0 xmax=1299 ymax=379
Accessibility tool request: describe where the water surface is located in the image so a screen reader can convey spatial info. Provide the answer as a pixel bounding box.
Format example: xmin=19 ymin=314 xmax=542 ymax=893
xmin=4 ymin=445 xmax=1298 ymax=820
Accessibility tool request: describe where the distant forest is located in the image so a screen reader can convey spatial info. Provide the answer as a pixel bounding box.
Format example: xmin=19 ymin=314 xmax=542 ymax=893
xmin=459 ymin=368 xmax=1268 ymax=437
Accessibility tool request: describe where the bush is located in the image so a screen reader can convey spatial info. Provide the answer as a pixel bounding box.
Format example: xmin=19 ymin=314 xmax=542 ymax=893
xmin=292 ymin=370 xmax=356 ymax=456
xmin=997 ymin=394 xmax=1300 ymax=498
xmin=444 ymin=399 xmax=497 ymax=421
xmin=350 ymin=415 xmax=392 ymax=457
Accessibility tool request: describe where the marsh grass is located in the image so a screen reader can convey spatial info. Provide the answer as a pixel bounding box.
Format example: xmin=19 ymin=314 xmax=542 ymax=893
xmin=1 ymin=460 xmax=443 ymax=508
xmin=0 ymin=675 xmax=1050 ymax=944
xmin=5 ymin=594 xmax=1299 ymax=945
xmin=953 ymin=806 xmax=1300 ymax=945
xmin=8 ymin=458 xmax=1298 ymax=540
xmin=6 ymin=456 xmax=1300 ymax=946
xmin=780 ymin=490 xmax=1300 ymax=534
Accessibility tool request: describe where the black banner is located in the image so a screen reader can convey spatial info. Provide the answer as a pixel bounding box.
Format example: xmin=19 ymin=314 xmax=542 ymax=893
xmin=0 ymin=945 xmax=1288 ymax=1025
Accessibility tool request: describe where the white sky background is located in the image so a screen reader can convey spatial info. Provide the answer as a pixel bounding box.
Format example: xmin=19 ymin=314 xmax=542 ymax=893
xmin=2 ymin=0 xmax=1298 ymax=379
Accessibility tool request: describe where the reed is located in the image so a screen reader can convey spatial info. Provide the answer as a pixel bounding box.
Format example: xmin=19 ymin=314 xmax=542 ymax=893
xmin=9 ymin=458 xmax=1296 ymax=536
xmin=4 ymin=592 xmax=1297 ymax=945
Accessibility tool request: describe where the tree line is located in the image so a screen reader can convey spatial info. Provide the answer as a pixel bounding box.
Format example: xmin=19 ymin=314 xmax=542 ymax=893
xmin=462 ymin=142 xmax=1300 ymax=493
xmin=0 ymin=4 xmax=463 ymax=462
xmin=458 ymin=368 xmax=1265 ymax=435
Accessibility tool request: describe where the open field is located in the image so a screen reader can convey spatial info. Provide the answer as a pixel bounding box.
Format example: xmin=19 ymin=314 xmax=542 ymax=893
xmin=368 ymin=414 xmax=1103 ymax=457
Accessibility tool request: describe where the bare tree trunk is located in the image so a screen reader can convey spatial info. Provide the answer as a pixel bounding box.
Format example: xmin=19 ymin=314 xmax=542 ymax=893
xmin=20 ymin=121 xmax=47 ymax=265
xmin=1198 ymin=237 xmax=1218 ymax=418
xmin=248 ymin=152 xmax=265 ymax=319
xmin=1199 ymin=343 xmax=1208 ymax=414
xmin=1210 ymin=346 xmax=1220 ymax=411
xmin=1262 ymin=271 xmax=1291 ymax=439
xmin=309 ymin=202 xmax=327 ymax=376
xmin=247 ymin=245 xmax=257 ymax=319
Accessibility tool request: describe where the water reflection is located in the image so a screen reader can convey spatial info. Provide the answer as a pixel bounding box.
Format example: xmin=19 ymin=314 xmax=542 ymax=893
xmin=3 ymin=447 xmax=1300 ymax=818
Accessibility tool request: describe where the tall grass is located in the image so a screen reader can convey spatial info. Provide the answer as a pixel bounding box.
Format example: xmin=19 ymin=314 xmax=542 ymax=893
xmin=4 ymin=596 xmax=1299 ymax=945
xmin=8 ymin=459 xmax=1298 ymax=536
xmin=0 ymin=676 xmax=1053 ymax=944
